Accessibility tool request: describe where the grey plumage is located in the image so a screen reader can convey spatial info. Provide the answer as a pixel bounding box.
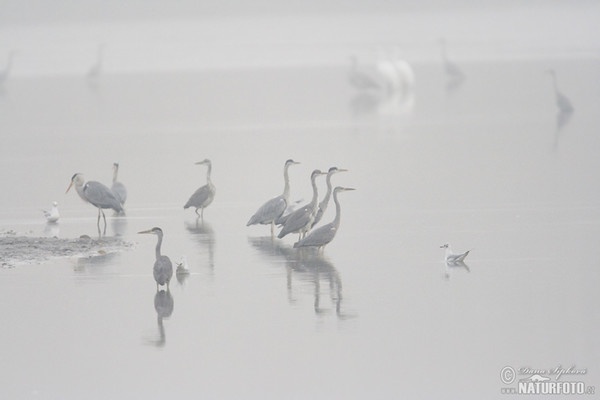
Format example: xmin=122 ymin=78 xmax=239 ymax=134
xmin=139 ymin=227 xmax=173 ymax=290
xmin=278 ymin=169 xmax=326 ymax=240
xmin=66 ymin=173 xmax=122 ymax=233
xmin=440 ymin=243 xmax=470 ymax=264
xmin=111 ymin=162 xmax=127 ymax=207
xmin=294 ymin=187 xmax=355 ymax=251
xmin=247 ymin=159 xmax=300 ymax=236
xmin=311 ymin=167 xmax=348 ymax=229
xmin=184 ymin=159 xmax=215 ymax=218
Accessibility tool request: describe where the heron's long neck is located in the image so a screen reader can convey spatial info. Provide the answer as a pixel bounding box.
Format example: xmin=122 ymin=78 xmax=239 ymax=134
xmin=332 ymin=191 xmax=342 ymax=228
xmin=74 ymin=182 xmax=88 ymax=203
xmin=112 ymin=168 xmax=118 ymax=183
xmin=155 ymin=234 xmax=163 ymax=259
xmin=282 ymin=164 xmax=291 ymax=199
xmin=319 ymin=175 xmax=334 ymax=209
xmin=309 ymin=175 xmax=320 ymax=207
xmin=205 ymin=163 xmax=212 ymax=185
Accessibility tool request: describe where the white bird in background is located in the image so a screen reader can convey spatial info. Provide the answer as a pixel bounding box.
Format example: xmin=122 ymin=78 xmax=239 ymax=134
xmin=376 ymin=47 xmax=400 ymax=93
xmin=176 ymin=255 xmax=190 ymax=275
xmin=390 ymin=47 xmax=416 ymax=92
xmin=546 ymin=69 xmax=574 ymax=114
xmin=440 ymin=243 xmax=470 ymax=264
xmin=0 ymin=50 xmax=17 ymax=86
xmin=42 ymin=201 xmax=60 ymax=223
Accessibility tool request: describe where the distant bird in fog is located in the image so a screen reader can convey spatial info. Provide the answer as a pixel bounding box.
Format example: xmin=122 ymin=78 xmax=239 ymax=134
xmin=440 ymin=243 xmax=470 ymax=264
xmin=138 ymin=227 xmax=173 ymax=290
xmin=348 ymin=56 xmax=381 ymax=91
xmin=294 ymin=187 xmax=355 ymax=252
xmin=0 ymin=50 xmax=17 ymax=86
xmin=278 ymin=169 xmax=326 ymax=240
xmin=42 ymin=201 xmax=60 ymax=223
xmin=111 ymin=162 xmax=127 ymax=208
xmin=87 ymin=44 xmax=104 ymax=79
xmin=247 ymin=159 xmax=300 ymax=236
xmin=312 ymin=167 xmax=348 ymax=229
xmin=546 ymin=69 xmax=574 ymax=114
xmin=376 ymin=47 xmax=415 ymax=93
xmin=390 ymin=47 xmax=416 ymax=92
xmin=439 ymin=39 xmax=465 ymax=84
xmin=184 ymin=159 xmax=215 ymax=219
xmin=66 ymin=173 xmax=123 ymax=233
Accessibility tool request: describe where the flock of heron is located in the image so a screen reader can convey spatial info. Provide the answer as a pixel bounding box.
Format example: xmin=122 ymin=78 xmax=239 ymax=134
xmin=63 ymin=159 xmax=355 ymax=290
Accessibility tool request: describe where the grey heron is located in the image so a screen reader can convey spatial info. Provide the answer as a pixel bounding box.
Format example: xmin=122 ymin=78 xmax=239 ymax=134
xmin=440 ymin=243 xmax=470 ymax=264
xmin=0 ymin=50 xmax=16 ymax=86
xmin=42 ymin=201 xmax=60 ymax=223
xmin=184 ymin=159 xmax=215 ymax=219
xmin=66 ymin=173 xmax=123 ymax=234
xmin=247 ymin=159 xmax=300 ymax=236
xmin=111 ymin=162 xmax=127 ymax=208
xmin=440 ymin=39 xmax=465 ymax=83
xmin=278 ymin=169 xmax=326 ymax=240
xmin=311 ymin=167 xmax=348 ymax=229
xmin=348 ymin=56 xmax=381 ymax=91
xmin=139 ymin=227 xmax=173 ymax=290
xmin=546 ymin=69 xmax=574 ymax=114
xmin=294 ymin=187 xmax=355 ymax=252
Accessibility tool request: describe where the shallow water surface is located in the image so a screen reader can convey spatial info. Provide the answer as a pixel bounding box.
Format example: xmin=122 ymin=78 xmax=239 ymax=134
xmin=1 ymin=55 xmax=599 ymax=399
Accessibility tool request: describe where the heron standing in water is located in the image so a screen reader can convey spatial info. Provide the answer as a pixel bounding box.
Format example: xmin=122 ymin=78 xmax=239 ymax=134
xmin=139 ymin=227 xmax=173 ymax=290
xmin=311 ymin=167 xmax=347 ymax=229
xmin=247 ymin=159 xmax=300 ymax=237
xmin=111 ymin=162 xmax=127 ymax=208
xmin=66 ymin=173 xmax=123 ymax=234
xmin=184 ymin=159 xmax=215 ymax=219
xmin=294 ymin=187 xmax=355 ymax=252
xmin=278 ymin=169 xmax=326 ymax=240
xmin=546 ymin=69 xmax=574 ymax=114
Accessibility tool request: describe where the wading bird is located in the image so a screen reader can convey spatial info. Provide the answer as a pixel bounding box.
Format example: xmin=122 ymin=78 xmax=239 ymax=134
xmin=66 ymin=173 xmax=123 ymax=234
xmin=247 ymin=159 xmax=300 ymax=236
xmin=546 ymin=69 xmax=574 ymax=114
xmin=440 ymin=39 xmax=465 ymax=84
xmin=278 ymin=169 xmax=326 ymax=240
xmin=42 ymin=201 xmax=60 ymax=223
xmin=294 ymin=187 xmax=355 ymax=252
xmin=184 ymin=159 xmax=215 ymax=219
xmin=139 ymin=227 xmax=173 ymax=290
xmin=87 ymin=44 xmax=104 ymax=79
xmin=348 ymin=56 xmax=381 ymax=91
xmin=311 ymin=167 xmax=348 ymax=228
xmin=440 ymin=243 xmax=470 ymax=264
xmin=111 ymin=162 xmax=127 ymax=208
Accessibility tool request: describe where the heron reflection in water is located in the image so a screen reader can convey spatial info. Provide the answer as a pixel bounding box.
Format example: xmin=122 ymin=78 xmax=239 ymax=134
xmin=145 ymin=289 xmax=174 ymax=348
xmin=185 ymin=218 xmax=215 ymax=273
xmin=248 ymin=238 xmax=355 ymax=320
xmin=66 ymin=173 xmax=123 ymax=235
xmin=138 ymin=227 xmax=173 ymax=291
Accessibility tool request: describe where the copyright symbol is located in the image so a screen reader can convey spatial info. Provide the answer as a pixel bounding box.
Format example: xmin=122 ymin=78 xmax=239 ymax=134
xmin=501 ymin=366 xmax=516 ymax=384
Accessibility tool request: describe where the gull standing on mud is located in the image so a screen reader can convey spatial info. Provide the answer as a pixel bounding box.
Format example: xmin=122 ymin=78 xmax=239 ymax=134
xmin=111 ymin=162 xmax=127 ymax=209
xmin=139 ymin=227 xmax=173 ymax=291
xmin=294 ymin=187 xmax=355 ymax=252
xmin=440 ymin=243 xmax=470 ymax=264
xmin=247 ymin=159 xmax=300 ymax=236
xmin=42 ymin=201 xmax=60 ymax=223
xmin=278 ymin=169 xmax=326 ymax=240
xmin=184 ymin=159 xmax=215 ymax=219
xmin=66 ymin=173 xmax=123 ymax=234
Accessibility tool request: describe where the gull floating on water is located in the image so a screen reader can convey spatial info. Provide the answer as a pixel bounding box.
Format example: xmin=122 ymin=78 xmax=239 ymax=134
xmin=440 ymin=243 xmax=470 ymax=264
xmin=176 ymin=256 xmax=190 ymax=275
xmin=42 ymin=201 xmax=60 ymax=223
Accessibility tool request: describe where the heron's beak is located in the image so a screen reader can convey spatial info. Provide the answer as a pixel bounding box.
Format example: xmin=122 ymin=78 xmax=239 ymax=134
xmin=137 ymin=229 xmax=152 ymax=234
xmin=65 ymin=181 xmax=74 ymax=194
xmin=338 ymin=168 xmax=349 ymax=173
xmin=344 ymin=187 xmax=356 ymax=191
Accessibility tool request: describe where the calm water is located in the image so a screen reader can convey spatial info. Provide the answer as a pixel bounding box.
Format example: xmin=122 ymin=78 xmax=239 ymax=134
xmin=1 ymin=55 xmax=599 ymax=398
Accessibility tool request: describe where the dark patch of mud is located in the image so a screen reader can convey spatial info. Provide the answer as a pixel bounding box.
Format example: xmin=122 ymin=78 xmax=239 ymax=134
xmin=1 ymin=230 xmax=134 ymax=268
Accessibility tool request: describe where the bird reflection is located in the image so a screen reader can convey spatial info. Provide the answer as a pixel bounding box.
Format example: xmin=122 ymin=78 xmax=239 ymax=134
xmin=443 ymin=261 xmax=470 ymax=281
xmin=248 ymin=237 xmax=355 ymax=320
xmin=145 ymin=290 xmax=174 ymax=348
xmin=111 ymin=215 xmax=128 ymax=237
xmin=185 ymin=217 xmax=215 ymax=271
xmin=547 ymin=69 xmax=574 ymax=148
xmin=74 ymin=251 xmax=119 ymax=272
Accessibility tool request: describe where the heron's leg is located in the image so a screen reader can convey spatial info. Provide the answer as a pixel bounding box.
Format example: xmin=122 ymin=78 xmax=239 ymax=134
xmin=101 ymin=209 xmax=107 ymax=236
xmin=270 ymin=221 xmax=275 ymax=238
xmin=200 ymin=208 xmax=204 ymax=220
